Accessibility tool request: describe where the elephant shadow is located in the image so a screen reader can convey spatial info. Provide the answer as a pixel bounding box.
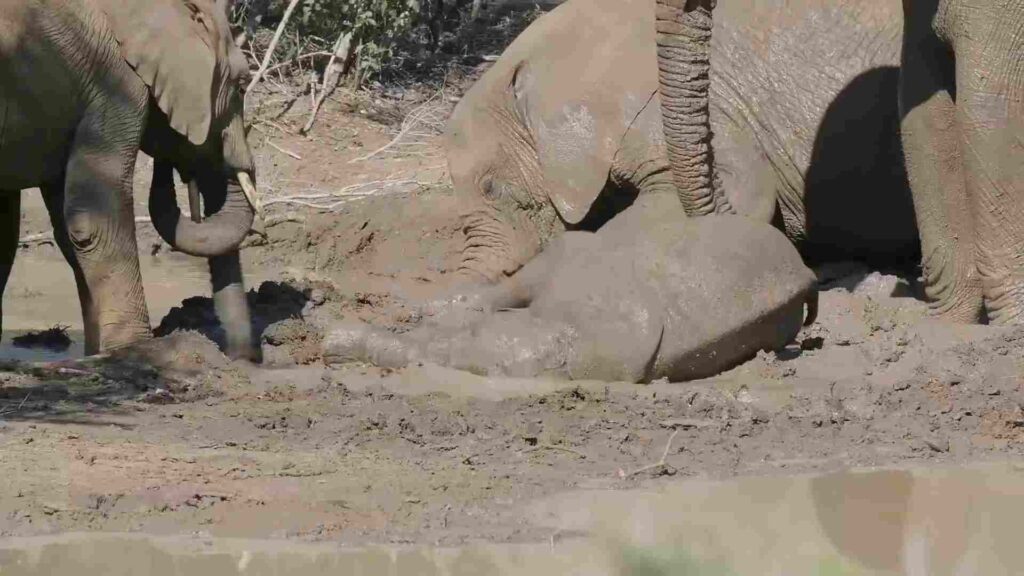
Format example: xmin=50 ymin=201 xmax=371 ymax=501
xmin=802 ymin=66 xmax=923 ymax=287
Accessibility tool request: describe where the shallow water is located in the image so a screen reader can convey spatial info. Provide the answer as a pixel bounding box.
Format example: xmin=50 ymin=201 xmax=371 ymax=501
xmin=0 ymin=329 xmax=85 ymax=363
xmin=1 ymin=463 xmax=1022 ymax=575
xmin=3 ymin=243 xmax=270 ymax=361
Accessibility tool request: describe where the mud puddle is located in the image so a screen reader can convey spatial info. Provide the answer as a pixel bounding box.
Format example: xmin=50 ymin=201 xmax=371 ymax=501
xmin=3 ymin=244 xmax=272 ymax=357
xmin=0 ymin=329 xmax=85 ymax=363
xmin=1 ymin=463 xmax=1022 ymax=575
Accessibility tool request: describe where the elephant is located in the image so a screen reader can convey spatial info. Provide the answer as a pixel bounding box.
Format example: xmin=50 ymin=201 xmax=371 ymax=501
xmin=446 ymin=0 xmax=918 ymax=284
xmin=899 ymin=0 xmax=1024 ymax=325
xmin=325 ymin=0 xmax=818 ymax=383
xmin=0 ymin=0 xmax=260 ymax=358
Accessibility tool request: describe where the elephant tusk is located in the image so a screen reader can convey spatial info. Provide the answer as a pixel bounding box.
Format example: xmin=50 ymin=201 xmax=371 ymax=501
xmin=237 ymin=171 xmax=263 ymax=220
xmin=187 ymin=179 xmax=203 ymax=224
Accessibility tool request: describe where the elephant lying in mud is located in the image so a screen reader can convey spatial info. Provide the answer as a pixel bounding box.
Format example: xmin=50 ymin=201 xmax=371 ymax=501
xmin=325 ymin=0 xmax=818 ymax=383
xmin=0 ymin=0 xmax=260 ymax=358
xmin=447 ymin=0 xmax=916 ymax=283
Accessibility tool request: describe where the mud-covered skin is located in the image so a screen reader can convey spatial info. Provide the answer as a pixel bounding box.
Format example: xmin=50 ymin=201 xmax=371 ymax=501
xmin=899 ymin=0 xmax=1024 ymax=325
xmin=447 ymin=0 xmax=917 ymax=283
xmin=325 ymin=194 xmax=816 ymax=383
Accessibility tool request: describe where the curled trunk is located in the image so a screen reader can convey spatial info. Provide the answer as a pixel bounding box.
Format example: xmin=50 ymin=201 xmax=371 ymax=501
xmin=655 ymin=0 xmax=733 ymax=216
xmin=148 ymin=160 xmax=255 ymax=258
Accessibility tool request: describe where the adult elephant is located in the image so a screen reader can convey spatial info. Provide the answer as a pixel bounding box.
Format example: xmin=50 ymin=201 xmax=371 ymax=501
xmin=900 ymin=0 xmax=1024 ymax=324
xmin=446 ymin=0 xmax=917 ymax=284
xmin=0 ymin=0 xmax=260 ymax=357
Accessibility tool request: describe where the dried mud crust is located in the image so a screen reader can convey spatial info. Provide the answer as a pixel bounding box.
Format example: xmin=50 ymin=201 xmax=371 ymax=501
xmin=3 ymin=280 xmax=1024 ymax=543
xmin=5 ymin=78 xmax=1024 ymax=547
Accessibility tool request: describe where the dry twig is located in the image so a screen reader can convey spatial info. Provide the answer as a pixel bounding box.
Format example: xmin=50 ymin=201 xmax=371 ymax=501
xmin=20 ymin=217 xmax=165 ymax=246
xmin=522 ymin=444 xmax=587 ymax=459
xmin=348 ymin=89 xmax=449 ymax=163
xmin=0 ymin=392 xmax=32 ymax=417
xmin=626 ymin=429 xmax=680 ymax=477
xmin=246 ymin=0 xmax=303 ymax=101
xmin=266 ymin=140 xmax=302 ymax=160
xmin=262 ymin=177 xmax=434 ymax=212
xmin=301 ymin=31 xmax=354 ymax=135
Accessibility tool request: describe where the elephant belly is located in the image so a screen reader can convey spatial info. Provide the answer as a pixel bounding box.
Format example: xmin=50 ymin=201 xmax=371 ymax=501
xmin=636 ymin=216 xmax=814 ymax=380
xmin=0 ymin=3 xmax=87 ymax=188
xmin=0 ymin=95 xmax=74 ymax=188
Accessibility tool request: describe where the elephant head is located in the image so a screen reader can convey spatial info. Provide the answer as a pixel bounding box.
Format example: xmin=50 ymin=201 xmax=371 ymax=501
xmin=444 ymin=0 xmax=676 ymax=283
xmin=96 ymin=0 xmax=258 ymax=255
xmin=98 ymin=0 xmax=259 ymax=358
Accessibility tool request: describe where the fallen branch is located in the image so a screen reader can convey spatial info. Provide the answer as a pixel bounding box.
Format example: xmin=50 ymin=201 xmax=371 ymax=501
xmin=0 ymin=392 xmax=32 ymax=417
xmin=521 ymin=444 xmax=587 ymax=459
xmin=262 ymin=178 xmax=435 ymax=212
xmin=348 ymin=90 xmax=449 ymax=163
xmin=245 ymin=0 xmax=303 ymax=101
xmin=19 ymin=216 xmax=165 ymax=246
xmin=266 ymin=140 xmax=302 ymax=160
xmin=260 ymin=51 xmax=334 ymax=78
xmin=18 ymin=232 xmax=54 ymax=246
xmin=301 ymin=31 xmax=355 ymax=135
xmin=626 ymin=429 xmax=680 ymax=477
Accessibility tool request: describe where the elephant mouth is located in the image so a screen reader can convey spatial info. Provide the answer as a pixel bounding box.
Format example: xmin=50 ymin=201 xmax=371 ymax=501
xmin=148 ymin=160 xmax=257 ymax=258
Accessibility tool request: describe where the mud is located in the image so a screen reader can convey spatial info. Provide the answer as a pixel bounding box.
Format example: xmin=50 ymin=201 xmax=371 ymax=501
xmin=2 ymin=74 xmax=1024 ymax=571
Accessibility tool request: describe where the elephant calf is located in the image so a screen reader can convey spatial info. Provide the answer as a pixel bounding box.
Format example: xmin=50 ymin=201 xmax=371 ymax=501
xmin=326 ymin=194 xmax=817 ymax=382
xmin=325 ymin=0 xmax=819 ymax=383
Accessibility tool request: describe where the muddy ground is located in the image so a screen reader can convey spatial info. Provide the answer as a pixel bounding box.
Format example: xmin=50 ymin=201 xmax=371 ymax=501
xmin=3 ymin=44 xmax=1024 ymax=547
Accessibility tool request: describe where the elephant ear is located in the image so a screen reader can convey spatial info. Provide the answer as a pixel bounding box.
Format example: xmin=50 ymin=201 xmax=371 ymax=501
xmin=511 ymin=0 xmax=658 ymax=225
xmin=99 ymin=0 xmax=227 ymax=145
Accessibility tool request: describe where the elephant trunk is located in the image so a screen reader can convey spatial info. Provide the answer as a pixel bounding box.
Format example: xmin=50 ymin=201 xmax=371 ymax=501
xmin=148 ymin=161 xmax=255 ymax=257
xmin=655 ymin=0 xmax=732 ymax=216
xmin=149 ymin=114 xmax=258 ymax=258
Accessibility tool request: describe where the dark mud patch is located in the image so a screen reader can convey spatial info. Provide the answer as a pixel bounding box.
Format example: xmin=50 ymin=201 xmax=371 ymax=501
xmin=154 ymin=278 xmax=338 ymax=360
xmin=11 ymin=326 xmax=72 ymax=352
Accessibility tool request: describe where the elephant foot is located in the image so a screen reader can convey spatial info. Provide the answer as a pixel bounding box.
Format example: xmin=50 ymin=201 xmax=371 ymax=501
xmin=921 ymin=246 xmax=984 ymax=324
xmin=926 ymin=295 xmax=985 ymax=324
xmin=980 ymin=276 xmax=1024 ymax=326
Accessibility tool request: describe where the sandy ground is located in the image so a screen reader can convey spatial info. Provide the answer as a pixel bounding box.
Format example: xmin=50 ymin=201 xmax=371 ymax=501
xmin=2 ymin=84 xmax=1024 ymax=548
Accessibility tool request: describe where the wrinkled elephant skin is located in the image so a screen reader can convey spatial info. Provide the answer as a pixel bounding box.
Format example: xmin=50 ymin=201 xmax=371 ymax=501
xmin=326 ymin=194 xmax=817 ymax=383
xmin=445 ymin=0 xmax=918 ymax=284
xmin=900 ymin=0 xmax=1024 ymax=325
xmin=0 ymin=0 xmax=258 ymax=358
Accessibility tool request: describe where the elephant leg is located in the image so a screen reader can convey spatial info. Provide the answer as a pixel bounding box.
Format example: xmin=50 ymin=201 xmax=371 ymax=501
xmin=58 ymin=111 xmax=151 ymax=354
xmin=0 ymin=192 xmax=20 ymax=341
xmin=899 ymin=14 xmax=983 ymax=322
xmin=950 ymin=11 xmax=1024 ymax=324
xmin=324 ymin=311 xmax=578 ymax=379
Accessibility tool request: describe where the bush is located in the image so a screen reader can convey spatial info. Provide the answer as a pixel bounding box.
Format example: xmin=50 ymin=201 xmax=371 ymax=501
xmin=297 ymin=0 xmax=420 ymax=80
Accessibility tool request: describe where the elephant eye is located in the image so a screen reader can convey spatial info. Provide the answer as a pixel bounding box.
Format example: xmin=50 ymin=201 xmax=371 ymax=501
xmin=481 ymin=176 xmax=499 ymax=200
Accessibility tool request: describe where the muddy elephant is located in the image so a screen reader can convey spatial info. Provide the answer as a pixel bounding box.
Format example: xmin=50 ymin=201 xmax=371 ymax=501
xmin=447 ymin=0 xmax=917 ymax=283
xmin=325 ymin=0 xmax=818 ymax=383
xmin=900 ymin=0 xmax=1024 ymax=324
xmin=0 ymin=0 xmax=260 ymax=357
